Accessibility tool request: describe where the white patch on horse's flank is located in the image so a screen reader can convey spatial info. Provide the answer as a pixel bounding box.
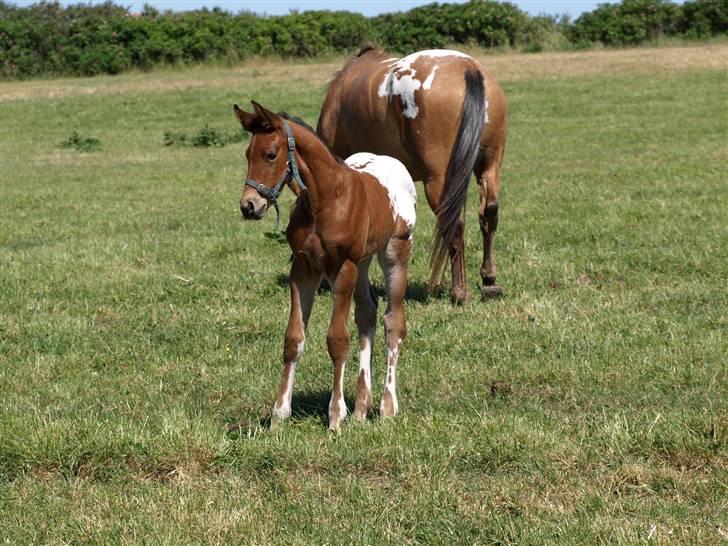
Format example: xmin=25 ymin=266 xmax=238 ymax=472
xmin=378 ymin=49 xmax=472 ymax=119
xmin=346 ymin=153 xmax=417 ymax=230
xmin=378 ymin=70 xmax=421 ymax=118
xmin=423 ymin=66 xmax=438 ymax=90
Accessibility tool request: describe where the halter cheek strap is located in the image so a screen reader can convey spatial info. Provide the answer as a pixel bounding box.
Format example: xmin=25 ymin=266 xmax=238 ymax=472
xmin=244 ymin=121 xmax=307 ymax=231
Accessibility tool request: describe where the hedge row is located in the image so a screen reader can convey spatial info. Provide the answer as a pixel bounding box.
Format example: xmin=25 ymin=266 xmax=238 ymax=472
xmin=1 ymin=0 xmax=726 ymax=79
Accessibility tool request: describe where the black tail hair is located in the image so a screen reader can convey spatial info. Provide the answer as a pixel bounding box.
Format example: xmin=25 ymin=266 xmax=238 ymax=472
xmin=429 ymin=68 xmax=486 ymax=289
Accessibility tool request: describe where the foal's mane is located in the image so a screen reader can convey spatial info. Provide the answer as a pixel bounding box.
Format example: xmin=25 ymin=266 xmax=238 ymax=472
xmin=277 ymin=112 xmax=345 ymax=165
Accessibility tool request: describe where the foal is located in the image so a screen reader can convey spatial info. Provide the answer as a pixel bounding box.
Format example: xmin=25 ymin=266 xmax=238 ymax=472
xmin=234 ymin=102 xmax=416 ymax=431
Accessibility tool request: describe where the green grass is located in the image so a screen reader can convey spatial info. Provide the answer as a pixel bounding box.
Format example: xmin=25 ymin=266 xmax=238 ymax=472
xmin=1 ymin=48 xmax=726 ymax=544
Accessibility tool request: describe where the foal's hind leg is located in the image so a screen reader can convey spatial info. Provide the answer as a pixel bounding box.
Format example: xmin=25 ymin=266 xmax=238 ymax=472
xmin=272 ymin=258 xmax=320 ymax=426
xmin=377 ymin=237 xmax=412 ymax=418
xmin=475 ymin=153 xmax=503 ymax=300
xmin=353 ymin=259 xmax=377 ymax=421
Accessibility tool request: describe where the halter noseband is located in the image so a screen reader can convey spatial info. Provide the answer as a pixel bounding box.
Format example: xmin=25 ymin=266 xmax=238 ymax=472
xmin=244 ymin=120 xmax=307 ymax=231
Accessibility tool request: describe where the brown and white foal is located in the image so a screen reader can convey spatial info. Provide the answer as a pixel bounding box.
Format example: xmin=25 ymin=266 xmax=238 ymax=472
xmin=234 ymin=102 xmax=416 ymax=431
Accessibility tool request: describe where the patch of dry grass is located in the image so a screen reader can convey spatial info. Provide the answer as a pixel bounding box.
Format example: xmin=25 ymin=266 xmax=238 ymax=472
xmin=1 ymin=44 xmax=726 ymax=102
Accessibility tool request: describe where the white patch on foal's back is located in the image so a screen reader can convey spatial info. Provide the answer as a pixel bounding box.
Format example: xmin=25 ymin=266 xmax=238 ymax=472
xmin=378 ymin=49 xmax=474 ymax=119
xmin=345 ymin=153 xmax=416 ymax=230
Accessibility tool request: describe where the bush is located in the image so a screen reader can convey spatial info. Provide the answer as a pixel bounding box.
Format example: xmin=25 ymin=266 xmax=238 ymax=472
xmin=372 ymin=1 xmax=528 ymax=52
xmin=1 ymin=0 xmax=726 ymax=79
xmin=677 ymin=0 xmax=728 ymax=38
xmin=60 ymin=131 xmax=101 ymax=152
xmin=568 ymin=0 xmax=727 ymax=46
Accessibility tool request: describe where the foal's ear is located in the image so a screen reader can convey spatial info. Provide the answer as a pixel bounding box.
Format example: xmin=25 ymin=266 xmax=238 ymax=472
xmin=251 ymin=101 xmax=280 ymax=129
xmin=233 ymin=104 xmax=258 ymax=133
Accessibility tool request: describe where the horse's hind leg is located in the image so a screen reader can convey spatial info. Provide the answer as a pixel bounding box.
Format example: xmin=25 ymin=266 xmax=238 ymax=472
xmin=423 ymin=176 xmax=467 ymax=304
xmin=377 ymin=237 xmax=412 ymax=418
xmin=475 ymin=153 xmax=503 ymax=300
xmin=272 ymin=258 xmax=320 ymax=426
xmin=353 ymin=259 xmax=377 ymax=421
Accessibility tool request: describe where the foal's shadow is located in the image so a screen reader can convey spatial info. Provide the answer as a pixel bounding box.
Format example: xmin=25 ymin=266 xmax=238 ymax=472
xmin=289 ymin=390 xmax=356 ymax=426
xmin=275 ymin=273 xmax=438 ymax=303
xmin=227 ymin=391 xmax=341 ymax=433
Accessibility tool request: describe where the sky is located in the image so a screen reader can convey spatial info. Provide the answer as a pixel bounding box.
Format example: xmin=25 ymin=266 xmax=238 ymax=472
xmin=8 ymin=0 xmax=617 ymax=18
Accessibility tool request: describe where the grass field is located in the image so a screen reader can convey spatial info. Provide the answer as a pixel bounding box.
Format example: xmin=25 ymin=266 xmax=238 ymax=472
xmin=1 ymin=44 xmax=726 ymax=544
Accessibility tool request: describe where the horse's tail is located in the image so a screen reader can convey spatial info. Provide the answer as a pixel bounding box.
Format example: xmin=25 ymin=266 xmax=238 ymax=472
xmin=429 ymin=68 xmax=486 ymax=290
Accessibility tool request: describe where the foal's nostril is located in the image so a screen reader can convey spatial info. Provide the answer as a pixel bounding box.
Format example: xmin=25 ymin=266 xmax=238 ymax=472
xmin=241 ymin=200 xmax=255 ymax=217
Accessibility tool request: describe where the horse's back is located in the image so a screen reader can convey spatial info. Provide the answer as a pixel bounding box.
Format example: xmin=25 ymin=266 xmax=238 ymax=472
xmin=320 ymin=48 xmax=506 ymax=177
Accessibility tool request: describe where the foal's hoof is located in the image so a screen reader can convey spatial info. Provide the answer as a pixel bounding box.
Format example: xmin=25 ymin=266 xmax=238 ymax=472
xmin=352 ymin=408 xmax=369 ymax=423
xmin=353 ymin=400 xmax=372 ymax=422
xmin=450 ymin=287 xmax=468 ymax=305
xmin=328 ymin=418 xmax=346 ymax=432
xmin=328 ymin=398 xmax=348 ymax=432
xmin=481 ymin=284 xmax=503 ymax=301
xmin=270 ymin=403 xmax=291 ymax=429
xmin=379 ymin=390 xmax=399 ymax=419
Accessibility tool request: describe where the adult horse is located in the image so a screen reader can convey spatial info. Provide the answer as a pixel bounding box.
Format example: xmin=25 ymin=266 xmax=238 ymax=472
xmin=318 ymin=46 xmax=507 ymax=303
xmin=235 ymin=101 xmax=416 ymax=431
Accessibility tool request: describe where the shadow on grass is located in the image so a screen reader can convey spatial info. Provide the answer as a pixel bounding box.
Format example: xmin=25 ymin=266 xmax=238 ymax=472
xmin=290 ymin=390 xmax=361 ymax=428
xmin=275 ymin=273 xmax=439 ymax=303
xmin=225 ymin=391 xmax=355 ymax=434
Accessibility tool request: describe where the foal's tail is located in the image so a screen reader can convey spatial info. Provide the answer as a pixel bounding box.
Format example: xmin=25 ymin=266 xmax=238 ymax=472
xmin=429 ymin=68 xmax=486 ymax=290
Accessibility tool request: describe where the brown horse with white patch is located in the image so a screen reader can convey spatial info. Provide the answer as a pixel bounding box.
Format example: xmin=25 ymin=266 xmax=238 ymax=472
xmin=318 ymin=47 xmax=507 ymax=303
xmin=235 ymin=102 xmax=416 ymax=431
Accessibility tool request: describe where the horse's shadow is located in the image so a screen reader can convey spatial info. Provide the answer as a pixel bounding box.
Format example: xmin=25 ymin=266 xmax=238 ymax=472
xmin=275 ymin=273 xmax=438 ymax=303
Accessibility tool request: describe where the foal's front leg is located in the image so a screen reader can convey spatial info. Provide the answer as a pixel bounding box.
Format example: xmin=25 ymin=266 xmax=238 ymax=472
xmin=327 ymin=260 xmax=358 ymax=431
xmin=271 ymin=259 xmax=320 ymax=426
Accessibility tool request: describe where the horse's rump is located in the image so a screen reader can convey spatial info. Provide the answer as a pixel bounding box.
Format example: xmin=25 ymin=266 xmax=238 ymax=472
xmin=318 ymin=49 xmax=493 ymax=287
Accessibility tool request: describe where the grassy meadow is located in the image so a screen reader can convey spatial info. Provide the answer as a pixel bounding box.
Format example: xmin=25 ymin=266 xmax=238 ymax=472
xmin=1 ymin=44 xmax=726 ymax=544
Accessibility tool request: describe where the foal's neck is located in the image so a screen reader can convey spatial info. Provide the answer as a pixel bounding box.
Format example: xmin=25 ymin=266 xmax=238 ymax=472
xmin=291 ymin=124 xmax=348 ymax=210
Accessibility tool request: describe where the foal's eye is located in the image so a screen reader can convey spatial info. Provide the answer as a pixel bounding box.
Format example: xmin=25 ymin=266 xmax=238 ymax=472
xmin=265 ymin=151 xmax=277 ymax=161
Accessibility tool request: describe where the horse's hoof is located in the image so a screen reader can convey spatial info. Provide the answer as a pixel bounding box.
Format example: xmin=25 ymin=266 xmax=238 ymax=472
xmin=481 ymin=285 xmax=503 ymax=301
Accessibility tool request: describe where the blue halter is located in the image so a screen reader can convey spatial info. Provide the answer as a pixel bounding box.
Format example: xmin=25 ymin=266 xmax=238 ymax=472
xmin=244 ymin=121 xmax=307 ymax=231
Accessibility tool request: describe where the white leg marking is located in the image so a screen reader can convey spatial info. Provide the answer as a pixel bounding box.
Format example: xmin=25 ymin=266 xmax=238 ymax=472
xmin=359 ymin=335 xmax=373 ymax=392
xmin=272 ymin=340 xmax=303 ymax=423
xmin=328 ymin=361 xmax=348 ymax=431
xmin=381 ymin=338 xmax=401 ymax=417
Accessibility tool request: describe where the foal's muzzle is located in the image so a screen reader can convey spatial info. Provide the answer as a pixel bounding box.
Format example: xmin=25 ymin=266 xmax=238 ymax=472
xmin=241 ymin=199 xmax=267 ymax=220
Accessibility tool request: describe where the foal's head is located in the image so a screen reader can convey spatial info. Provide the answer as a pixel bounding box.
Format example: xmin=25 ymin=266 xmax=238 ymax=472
xmin=234 ymin=101 xmax=294 ymax=221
